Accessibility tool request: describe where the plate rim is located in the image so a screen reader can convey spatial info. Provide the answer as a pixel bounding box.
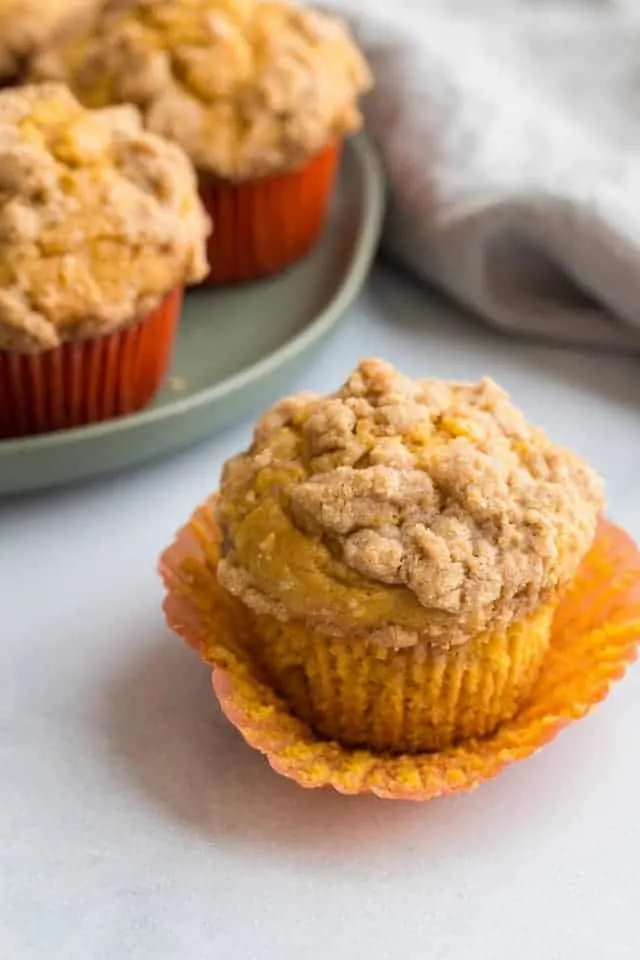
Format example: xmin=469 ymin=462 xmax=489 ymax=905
xmin=0 ymin=132 xmax=385 ymax=460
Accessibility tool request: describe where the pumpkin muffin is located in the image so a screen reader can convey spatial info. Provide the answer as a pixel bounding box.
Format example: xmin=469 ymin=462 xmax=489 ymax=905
xmin=32 ymin=0 xmax=373 ymax=284
xmin=0 ymin=83 xmax=209 ymax=438
xmin=211 ymin=359 xmax=604 ymax=753
xmin=0 ymin=0 xmax=102 ymax=82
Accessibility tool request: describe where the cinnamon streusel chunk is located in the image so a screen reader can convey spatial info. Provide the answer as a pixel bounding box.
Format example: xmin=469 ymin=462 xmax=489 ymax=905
xmin=0 ymin=0 xmax=102 ymax=79
xmin=0 ymin=83 xmax=209 ymax=352
xmin=32 ymin=0 xmax=373 ymax=180
xmin=217 ymin=359 xmax=604 ymax=648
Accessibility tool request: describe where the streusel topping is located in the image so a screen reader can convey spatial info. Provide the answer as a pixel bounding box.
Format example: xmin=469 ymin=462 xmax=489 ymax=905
xmin=32 ymin=0 xmax=372 ymax=180
xmin=0 ymin=84 xmax=209 ymax=352
xmin=217 ymin=359 xmax=604 ymax=648
xmin=0 ymin=0 xmax=101 ymax=78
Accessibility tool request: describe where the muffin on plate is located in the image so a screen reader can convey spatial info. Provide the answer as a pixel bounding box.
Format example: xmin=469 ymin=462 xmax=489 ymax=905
xmin=0 ymin=0 xmax=102 ymax=83
xmin=32 ymin=0 xmax=373 ymax=285
xmin=0 ymin=83 xmax=209 ymax=438
xmin=210 ymin=359 xmax=604 ymax=753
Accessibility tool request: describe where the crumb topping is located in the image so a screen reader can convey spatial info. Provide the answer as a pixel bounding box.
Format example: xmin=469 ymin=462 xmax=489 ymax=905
xmin=0 ymin=83 xmax=209 ymax=352
xmin=217 ymin=359 xmax=604 ymax=648
xmin=0 ymin=0 xmax=101 ymax=78
xmin=32 ymin=0 xmax=373 ymax=180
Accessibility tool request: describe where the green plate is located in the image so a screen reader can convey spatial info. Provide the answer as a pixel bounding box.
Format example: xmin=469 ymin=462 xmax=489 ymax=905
xmin=0 ymin=134 xmax=385 ymax=495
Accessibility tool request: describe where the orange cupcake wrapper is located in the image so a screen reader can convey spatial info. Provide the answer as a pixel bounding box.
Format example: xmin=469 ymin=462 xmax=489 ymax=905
xmin=0 ymin=287 xmax=183 ymax=438
xmin=199 ymin=143 xmax=341 ymax=286
xmin=159 ymin=498 xmax=640 ymax=801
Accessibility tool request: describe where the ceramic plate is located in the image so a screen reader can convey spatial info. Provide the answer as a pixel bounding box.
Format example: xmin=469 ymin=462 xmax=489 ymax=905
xmin=0 ymin=134 xmax=385 ymax=495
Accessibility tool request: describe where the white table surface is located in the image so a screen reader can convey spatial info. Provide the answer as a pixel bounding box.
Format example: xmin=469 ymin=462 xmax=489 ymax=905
xmin=3 ymin=265 xmax=640 ymax=960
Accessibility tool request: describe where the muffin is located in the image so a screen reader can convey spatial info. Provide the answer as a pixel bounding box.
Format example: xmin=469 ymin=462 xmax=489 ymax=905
xmin=0 ymin=0 xmax=102 ymax=83
xmin=32 ymin=0 xmax=373 ymax=285
xmin=211 ymin=359 xmax=604 ymax=754
xmin=0 ymin=83 xmax=209 ymax=438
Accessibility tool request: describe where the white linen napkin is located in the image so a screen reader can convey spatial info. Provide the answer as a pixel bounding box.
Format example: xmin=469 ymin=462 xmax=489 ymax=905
xmin=333 ymin=0 xmax=640 ymax=350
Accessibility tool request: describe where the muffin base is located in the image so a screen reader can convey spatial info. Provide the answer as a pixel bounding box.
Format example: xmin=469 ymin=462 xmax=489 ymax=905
xmin=247 ymin=606 xmax=553 ymax=753
xmin=0 ymin=287 xmax=182 ymax=438
xmin=198 ymin=143 xmax=341 ymax=286
xmin=160 ymin=498 xmax=640 ymax=800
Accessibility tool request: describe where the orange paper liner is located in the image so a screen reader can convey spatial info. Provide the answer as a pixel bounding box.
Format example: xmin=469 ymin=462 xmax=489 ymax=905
xmin=0 ymin=287 xmax=183 ymax=438
xmin=160 ymin=498 xmax=640 ymax=801
xmin=198 ymin=143 xmax=341 ymax=286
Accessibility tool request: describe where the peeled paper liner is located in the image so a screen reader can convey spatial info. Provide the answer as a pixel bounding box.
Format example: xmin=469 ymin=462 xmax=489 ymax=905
xmin=160 ymin=497 xmax=640 ymax=801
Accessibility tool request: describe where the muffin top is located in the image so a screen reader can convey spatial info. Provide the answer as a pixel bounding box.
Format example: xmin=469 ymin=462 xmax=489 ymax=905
xmin=0 ymin=0 xmax=101 ymax=78
xmin=217 ymin=359 xmax=604 ymax=648
xmin=0 ymin=83 xmax=209 ymax=353
xmin=32 ymin=0 xmax=373 ymax=180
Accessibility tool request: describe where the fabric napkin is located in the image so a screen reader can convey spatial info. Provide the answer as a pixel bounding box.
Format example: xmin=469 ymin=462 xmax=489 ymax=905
xmin=331 ymin=0 xmax=640 ymax=350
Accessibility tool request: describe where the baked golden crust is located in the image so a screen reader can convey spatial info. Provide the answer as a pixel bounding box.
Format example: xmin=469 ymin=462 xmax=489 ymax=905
xmin=0 ymin=84 xmax=209 ymax=353
xmin=0 ymin=0 xmax=102 ymax=78
xmin=217 ymin=359 xmax=604 ymax=648
xmin=32 ymin=0 xmax=373 ymax=180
